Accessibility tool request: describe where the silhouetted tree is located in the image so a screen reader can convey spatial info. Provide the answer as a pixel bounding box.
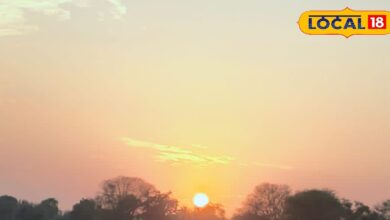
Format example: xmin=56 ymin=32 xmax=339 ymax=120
xmin=342 ymin=200 xmax=384 ymax=220
xmin=141 ymin=192 xmax=178 ymax=220
xmin=95 ymin=176 xmax=178 ymax=220
xmin=233 ymin=213 xmax=269 ymax=220
xmin=15 ymin=201 xmax=42 ymax=220
xmin=176 ymin=204 xmax=226 ymax=220
xmin=0 ymin=196 xmax=18 ymax=220
xmin=37 ymin=198 xmax=60 ymax=220
xmin=233 ymin=183 xmax=290 ymax=220
xmin=284 ymin=189 xmax=345 ymax=220
xmin=376 ymin=200 xmax=390 ymax=220
xmin=96 ymin=176 xmax=155 ymax=211
xmin=1 ymin=178 xmax=389 ymax=220
xmin=70 ymin=199 xmax=98 ymax=220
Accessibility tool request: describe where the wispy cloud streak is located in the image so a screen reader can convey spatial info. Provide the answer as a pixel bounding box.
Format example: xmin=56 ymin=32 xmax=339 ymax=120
xmin=121 ymin=138 xmax=294 ymax=171
xmin=0 ymin=0 xmax=128 ymax=36
xmin=121 ymin=138 xmax=235 ymax=166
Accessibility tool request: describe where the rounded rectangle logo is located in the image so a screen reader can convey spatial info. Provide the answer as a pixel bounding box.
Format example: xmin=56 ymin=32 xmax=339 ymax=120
xmin=298 ymin=8 xmax=390 ymax=37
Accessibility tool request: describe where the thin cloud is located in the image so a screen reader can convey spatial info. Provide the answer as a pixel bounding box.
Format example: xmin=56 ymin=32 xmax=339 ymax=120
xmin=0 ymin=0 xmax=128 ymax=36
xmin=121 ymin=138 xmax=294 ymax=171
xmin=121 ymin=138 xmax=235 ymax=167
xmin=106 ymin=0 xmax=127 ymax=19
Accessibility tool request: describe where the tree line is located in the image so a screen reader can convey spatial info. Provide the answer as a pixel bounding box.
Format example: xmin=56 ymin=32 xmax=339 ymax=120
xmin=1 ymin=176 xmax=389 ymax=220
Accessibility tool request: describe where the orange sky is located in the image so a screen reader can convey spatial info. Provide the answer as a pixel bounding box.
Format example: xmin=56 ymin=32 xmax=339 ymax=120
xmin=1 ymin=0 xmax=390 ymax=215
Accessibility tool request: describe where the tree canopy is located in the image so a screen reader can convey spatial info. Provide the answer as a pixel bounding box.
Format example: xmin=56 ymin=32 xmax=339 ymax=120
xmin=233 ymin=183 xmax=290 ymax=220
xmin=1 ymin=177 xmax=389 ymax=220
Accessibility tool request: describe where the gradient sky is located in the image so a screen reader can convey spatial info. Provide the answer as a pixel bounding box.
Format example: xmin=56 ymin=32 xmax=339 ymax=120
xmin=1 ymin=0 xmax=390 ymax=215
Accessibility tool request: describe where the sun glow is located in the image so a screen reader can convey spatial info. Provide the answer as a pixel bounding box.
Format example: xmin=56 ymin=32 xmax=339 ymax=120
xmin=193 ymin=193 xmax=209 ymax=208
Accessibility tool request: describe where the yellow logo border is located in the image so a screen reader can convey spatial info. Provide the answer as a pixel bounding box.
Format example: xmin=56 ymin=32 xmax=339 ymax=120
xmin=298 ymin=7 xmax=390 ymax=38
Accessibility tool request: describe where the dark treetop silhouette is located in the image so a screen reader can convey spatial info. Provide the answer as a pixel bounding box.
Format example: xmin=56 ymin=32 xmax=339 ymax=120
xmin=1 ymin=176 xmax=389 ymax=220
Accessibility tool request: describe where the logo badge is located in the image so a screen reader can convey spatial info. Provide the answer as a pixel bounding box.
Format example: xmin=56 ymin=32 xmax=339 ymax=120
xmin=298 ymin=8 xmax=390 ymax=37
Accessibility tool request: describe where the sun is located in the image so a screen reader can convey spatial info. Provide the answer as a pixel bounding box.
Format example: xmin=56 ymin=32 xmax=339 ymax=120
xmin=193 ymin=193 xmax=209 ymax=208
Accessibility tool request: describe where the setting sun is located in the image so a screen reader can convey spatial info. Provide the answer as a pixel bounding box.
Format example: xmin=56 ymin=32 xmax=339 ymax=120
xmin=193 ymin=193 xmax=209 ymax=208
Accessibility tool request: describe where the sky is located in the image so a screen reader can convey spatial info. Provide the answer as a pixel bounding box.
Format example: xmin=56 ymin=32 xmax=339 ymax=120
xmin=1 ymin=0 xmax=390 ymax=215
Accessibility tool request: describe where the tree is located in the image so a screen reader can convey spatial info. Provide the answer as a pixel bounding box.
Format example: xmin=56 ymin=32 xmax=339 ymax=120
xmin=343 ymin=200 xmax=384 ymax=220
xmin=96 ymin=176 xmax=155 ymax=210
xmin=176 ymin=204 xmax=226 ymax=220
xmin=194 ymin=204 xmax=226 ymax=220
xmin=95 ymin=176 xmax=178 ymax=220
xmin=37 ymin=198 xmax=60 ymax=220
xmin=233 ymin=183 xmax=291 ymax=220
xmin=113 ymin=194 xmax=139 ymax=220
xmin=0 ymin=195 xmax=18 ymax=220
xmin=70 ymin=199 xmax=98 ymax=220
xmin=233 ymin=213 xmax=269 ymax=220
xmin=284 ymin=189 xmax=345 ymax=220
xmin=141 ymin=192 xmax=178 ymax=220
xmin=375 ymin=200 xmax=390 ymax=220
xmin=15 ymin=201 xmax=39 ymax=220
